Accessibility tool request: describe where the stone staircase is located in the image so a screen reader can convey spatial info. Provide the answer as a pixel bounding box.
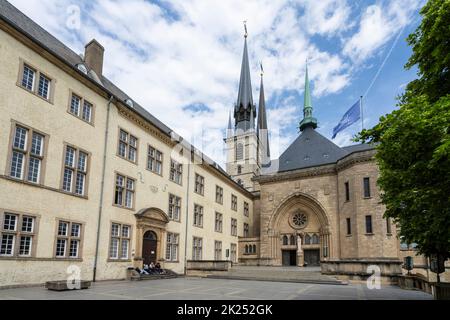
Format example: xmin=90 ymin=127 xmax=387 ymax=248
xmin=205 ymin=266 xmax=347 ymax=285
xmin=129 ymin=269 xmax=179 ymax=281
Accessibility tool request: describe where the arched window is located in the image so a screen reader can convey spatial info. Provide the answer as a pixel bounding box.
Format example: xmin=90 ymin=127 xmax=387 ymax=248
xmin=252 ymin=245 xmax=256 ymax=254
xmin=237 ymin=165 xmax=242 ymax=174
xmin=312 ymin=234 xmax=320 ymax=244
xmin=304 ymin=234 xmax=311 ymax=245
xmin=245 ymin=245 xmax=249 ymax=254
xmin=236 ymin=143 xmax=243 ymax=161
xmin=282 ymin=235 xmax=288 ymax=246
xmin=290 ymin=235 xmax=296 ymax=246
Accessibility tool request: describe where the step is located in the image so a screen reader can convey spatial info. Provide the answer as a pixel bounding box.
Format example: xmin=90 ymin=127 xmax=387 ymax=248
xmin=205 ymin=274 xmax=347 ymax=285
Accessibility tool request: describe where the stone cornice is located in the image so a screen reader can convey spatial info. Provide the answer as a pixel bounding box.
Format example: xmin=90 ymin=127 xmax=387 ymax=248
xmin=336 ymin=149 xmax=376 ymax=171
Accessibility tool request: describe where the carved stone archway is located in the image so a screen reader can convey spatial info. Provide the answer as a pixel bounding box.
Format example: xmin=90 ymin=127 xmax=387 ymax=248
xmin=134 ymin=207 xmax=169 ymax=268
xmin=267 ymin=192 xmax=331 ymax=266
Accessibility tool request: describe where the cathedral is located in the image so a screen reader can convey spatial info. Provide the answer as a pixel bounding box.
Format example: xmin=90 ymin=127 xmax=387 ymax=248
xmin=225 ymin=32 xmax=405 ymax=278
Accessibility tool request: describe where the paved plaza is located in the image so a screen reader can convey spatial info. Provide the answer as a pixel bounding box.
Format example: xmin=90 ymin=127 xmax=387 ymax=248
xmin=0 ymin=278 xmax=432 ymax=300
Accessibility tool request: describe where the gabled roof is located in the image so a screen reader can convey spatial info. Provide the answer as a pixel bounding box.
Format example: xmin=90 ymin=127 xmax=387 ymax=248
xmin=278 ymin=127 xmax=349 ymax=172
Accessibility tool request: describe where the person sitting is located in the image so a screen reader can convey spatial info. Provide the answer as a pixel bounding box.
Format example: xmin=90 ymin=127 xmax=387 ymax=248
xmin=140 ymin=265 xmax=150 ymax=275
xmin=155 ymin=262 xmax=165 ymax=274
xmin=148 ymin=262 xmax=156 ymax=274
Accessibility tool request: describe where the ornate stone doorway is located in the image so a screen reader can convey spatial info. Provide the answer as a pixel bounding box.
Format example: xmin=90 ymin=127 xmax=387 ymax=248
xmin=134 ymin=207 xmax=169 ymax=268
xmin=142 ymin=231 xmax=158 ymax=265
xmin=304 ymin=249 xmax=320 ymax=266
xmin=282 ymin=250 xmax=297 ymax=266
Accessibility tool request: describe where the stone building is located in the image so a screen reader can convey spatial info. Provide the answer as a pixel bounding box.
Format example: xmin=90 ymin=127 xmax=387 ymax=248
xmin=0 ymin=1 xmax=446 ymax=288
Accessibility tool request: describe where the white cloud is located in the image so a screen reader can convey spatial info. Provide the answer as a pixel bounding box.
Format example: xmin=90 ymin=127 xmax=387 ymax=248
xmin=8 ymin=0 xmax=420 ymax=166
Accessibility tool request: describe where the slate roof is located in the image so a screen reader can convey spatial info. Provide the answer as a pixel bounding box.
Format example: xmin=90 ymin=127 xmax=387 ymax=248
xmin=278 ymin=126 xmax=373 ymax=173
xmin=0 ymin=0 xmax=252 ymax=196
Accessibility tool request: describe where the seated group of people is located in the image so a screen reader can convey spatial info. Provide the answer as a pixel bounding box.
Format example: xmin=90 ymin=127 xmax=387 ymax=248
xmin=135 ymin=262 xmax=166 ymax=275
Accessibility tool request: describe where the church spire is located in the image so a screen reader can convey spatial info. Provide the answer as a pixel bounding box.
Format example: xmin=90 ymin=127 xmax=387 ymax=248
xmin=234 ymin=22 xmax=255 ymax=132
xmin=257 ymin=64 xmax=270 ymax=164
xmin=299 ymin=62 xmax=317 ymax=131
xmin=226 ymin=110 xmax=233 ymax=138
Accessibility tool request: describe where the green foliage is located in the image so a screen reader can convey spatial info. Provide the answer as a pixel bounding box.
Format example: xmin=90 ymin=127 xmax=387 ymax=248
xmin=356 ymin=0 xmax=450 ymax=257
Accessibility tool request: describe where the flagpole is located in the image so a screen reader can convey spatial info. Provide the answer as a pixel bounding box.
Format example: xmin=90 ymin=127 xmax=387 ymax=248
xmin=360 ymin=95 xmax=364 ymax=131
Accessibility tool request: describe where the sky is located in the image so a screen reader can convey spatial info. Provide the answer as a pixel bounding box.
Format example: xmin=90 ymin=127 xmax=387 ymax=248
xmin=9 ymin=0 xmax=425 ymax=166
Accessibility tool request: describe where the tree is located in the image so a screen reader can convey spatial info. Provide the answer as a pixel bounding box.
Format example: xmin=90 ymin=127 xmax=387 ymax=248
xmin=356 ymin=0 xmax=450 ymax=260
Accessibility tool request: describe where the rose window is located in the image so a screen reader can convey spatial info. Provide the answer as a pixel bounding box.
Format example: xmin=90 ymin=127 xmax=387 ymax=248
xmin=292 ymin=212 xmax=308 ymax=228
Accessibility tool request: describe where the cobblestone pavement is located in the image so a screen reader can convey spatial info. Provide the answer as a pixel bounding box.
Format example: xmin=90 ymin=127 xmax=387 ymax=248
xmin=0 ymin=278 xmax=432 ymax=300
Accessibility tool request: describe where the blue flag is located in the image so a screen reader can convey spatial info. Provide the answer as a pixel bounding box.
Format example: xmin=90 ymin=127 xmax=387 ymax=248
xmin=332 ymin=100 xmax=361 ymax=139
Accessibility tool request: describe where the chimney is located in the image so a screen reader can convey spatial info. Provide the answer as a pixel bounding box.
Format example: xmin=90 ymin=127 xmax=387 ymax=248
xmin=84 ymin=39 xmax=104 ymax=77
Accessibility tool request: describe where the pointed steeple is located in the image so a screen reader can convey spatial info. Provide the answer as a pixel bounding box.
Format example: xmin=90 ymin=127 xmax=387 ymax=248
xmin=299 ymin=62 xmax=318 ymax=131
xmin=234 ymin=23 xmax=256 ymax=132
xmin=257 ymin=66 xmax=270 ymax=164
xmin=226 ymin=110 xmax=233 ymax=138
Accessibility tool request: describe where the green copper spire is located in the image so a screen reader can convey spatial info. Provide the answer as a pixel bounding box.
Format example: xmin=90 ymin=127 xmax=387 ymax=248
xmin=299 ymin=62 xmax=317 ymax=131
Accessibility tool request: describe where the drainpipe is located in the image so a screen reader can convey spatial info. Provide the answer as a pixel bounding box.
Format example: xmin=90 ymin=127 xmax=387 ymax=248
xmin=183 ymin=147 xmax=192 ymax=275
xmin=93 ymin=95 xmax=114 ymax=282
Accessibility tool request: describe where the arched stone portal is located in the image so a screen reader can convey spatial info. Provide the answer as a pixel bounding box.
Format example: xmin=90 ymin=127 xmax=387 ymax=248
xmin=134 ymin=207 xmax=169 ymax=268
xmin=267 ymin=192 xmax=331 ymax=267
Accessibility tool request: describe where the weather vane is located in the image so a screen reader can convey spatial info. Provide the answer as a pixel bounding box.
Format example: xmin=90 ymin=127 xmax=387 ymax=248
xmin=243 ymin=20 xmax=248 ymax=38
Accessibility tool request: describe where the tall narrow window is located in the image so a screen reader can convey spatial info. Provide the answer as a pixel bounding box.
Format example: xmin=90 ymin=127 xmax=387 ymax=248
xmin=244 ymin=202 xmax=249 ymax=217
xmin=1 ymin=213 xmax=37 ymax=257
xmin=215 ymin=212 xmax=223 ymax=233
xmin=216 ymin=186 xmax=223 ymax=204
xmin=37 ymin=74 xmax=51 ymax=100
xmin=194 ymin=173 xmax=204 ymax=195
xmin=344 ymin=182 xmax=350 ymax=201
xmin=9 ymin=124 xmax=46 ymax=184
xmin=193 ymin=204 xmax=203 ymax=227
xmin=21 ymin=64 xmax=35 ymax=91
xmin=147 ymin=146 xmax=163 ymax=175
xmin=235 ymin=143 xmax=244 ymax=160
xmin=109 ymin=223 xmax=131 ymax=260
xmin=363 ymin=177 xmax=371 ymax=198
xmin=365 ymin=215 xmax=373 ymax=234
xmin=346 ymin=218 xmax=351 ymax=235
xmin=62 ymin=145 xmax=89 ymax=196
xmin=192 ymin=237 xmax=202 ymax=260
xmin=114 ymin=174 xmax=135 ymax=209
xmin=117 ymin=129 xmax=138 ymax=163
xmin=231 ymin=195 xmax=237 ymax=211
xmin=169 ymin=159 xmax=183 ymax=184
xmin=231 ymin=218 xmax=237 ymax=236
xmin=168 ymin=194 xmax=181 ymax=221
xmin=243 ymin=223 xmax=249 ymax=237
xmin=214 ymin=241 xmax=222 ymax=260
xmin=166 ymin=232 xmax=179 ymax=261
xmin=55 ymin=220 xmax=82 ymax=259
xmin=386 ymin=218 xmax=392 ymax=235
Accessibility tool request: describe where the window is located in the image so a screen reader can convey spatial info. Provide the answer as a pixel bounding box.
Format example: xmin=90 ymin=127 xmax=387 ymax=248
xmin=9 ymin=124 xmax=46 ymax=184
xmin=282 ymin=235 xmax=288 ymax=245
xmin=147 ymin=146 xmax=163 ymax=175
xmin=237 ymin=165 xmax=242 ymax=174
xmin=235 ymin=143 xmax=243 ymax=160
xmin=215 ymin=186 xmax=223 ymax=204
xmin=214 ymin=241 xmax=222 ymax=260
xmin=363 ymin=177 xmax=371 ymax=198
xmin=312 ymin=234 xmax=320 ymax=244
xmin=244 ymin=202 xmax=249 ymax=217
xmin=169 ymin=159 xmax=183 ymax=185
xmin=192 ymin=237 xmax=202 ymax=260
xmin=62 ymin=145 xmax=89 ymax=196
xmin=168 ymin=194 xmax=181 ymax=221
xmin=117 ymin=129 xmax=138 ymax=163
xmin=1 ymin=213 xmax=37 ymax=257
xmin=244 ymin=223 xmax=249 ymax=237
xmin=345 ymin=182 xmax=350 ymax=201
xmin=304 ymin=234 xmax=311 ymax=245
xmin=231 ymin=218 xmax=237 ymax=236
xmin=114 ymin=174 xmax=135 ymax=209
xmin=231 ymin=194 xmax=237 ymax=211
xmin=109 ymin=223 xmax=131 ymax=260
xmin=68 ymin=93 xmax=94 ymax=124
xmin=19 ymin=62 xmax=53 ymax=102
xmin=346 ymin=218 xmax=351 ymax=235
xmin=230 ymin=243 xmax=237 ymax=263
xmin=166 ymin=232 xmax=179 ymax=262
xmin=215 ymin=212 xmax=223 ymax=233
xmin=365 ymin=215 xmax=373 ymax=234
xmin=55 ymin=220 xmax=82 ymax=258
xmin=194 ymin=173 xmax=204 ymax=195
xmin=290 ymin=235 xmax=296 ymax=245
xmin=386 ymin=218 xmax=392 ymax=235
xmin=193 ymin=204 xmax=203 ymax=227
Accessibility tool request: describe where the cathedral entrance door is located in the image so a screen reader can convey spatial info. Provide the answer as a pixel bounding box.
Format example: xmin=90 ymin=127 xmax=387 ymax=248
xmin=282 ymin=250 xmax=297 ymax=266
xmin=304 ymin=249 xmax=320 ymax=266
